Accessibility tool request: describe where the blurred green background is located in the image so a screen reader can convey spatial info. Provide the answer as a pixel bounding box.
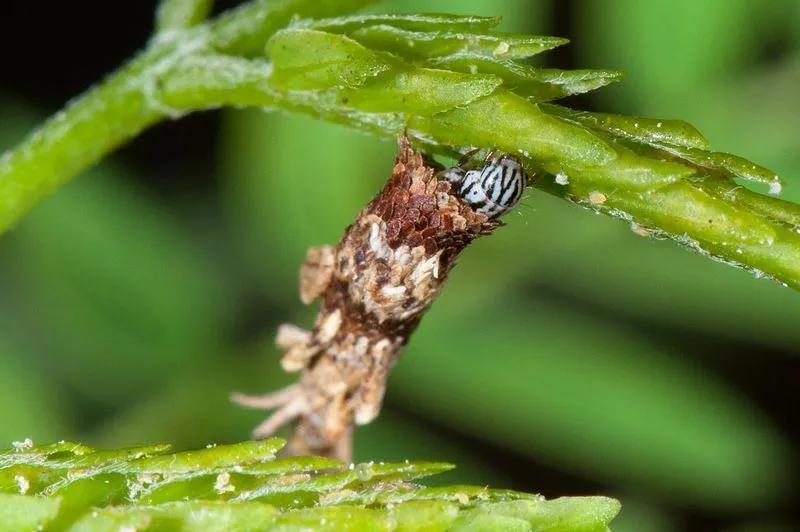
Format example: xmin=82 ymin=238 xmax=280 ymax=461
xmin=1 ymin=1 xmax=799 ymax=530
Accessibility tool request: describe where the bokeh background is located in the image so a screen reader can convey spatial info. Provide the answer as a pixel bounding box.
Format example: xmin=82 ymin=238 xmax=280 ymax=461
xmin=1 ymin=1 xmax=799 ymax=530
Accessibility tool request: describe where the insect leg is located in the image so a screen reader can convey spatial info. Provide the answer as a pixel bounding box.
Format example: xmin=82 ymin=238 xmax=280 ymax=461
xmin=251 ymin=397 xmax=308 ymax=439
xmin=457 ymin=147 xmax=482 ymax=168
xmin=230 ymin=383 xmax=301 ymax=409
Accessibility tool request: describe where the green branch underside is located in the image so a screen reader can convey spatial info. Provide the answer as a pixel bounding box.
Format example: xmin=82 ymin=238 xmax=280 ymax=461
xmin=0 ymin=439 xmax=619 ymax=531
xmin=2 ymin=0 xmax=799 ymax=288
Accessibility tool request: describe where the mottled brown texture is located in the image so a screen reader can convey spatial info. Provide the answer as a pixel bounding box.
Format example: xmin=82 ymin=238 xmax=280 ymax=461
xmin=232 ymin=136 xmax=501 ymax=460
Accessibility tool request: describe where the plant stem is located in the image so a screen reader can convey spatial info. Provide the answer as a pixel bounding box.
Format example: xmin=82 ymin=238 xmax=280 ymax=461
xmin=2 ymin=2 xmax=798 ymax=292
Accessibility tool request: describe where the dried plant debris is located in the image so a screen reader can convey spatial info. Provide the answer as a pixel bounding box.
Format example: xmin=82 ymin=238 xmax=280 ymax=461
xmin=233 ymin=136 xmax=529 ymax=460
xmin=0 ymin=439 xmax=620 ymax=531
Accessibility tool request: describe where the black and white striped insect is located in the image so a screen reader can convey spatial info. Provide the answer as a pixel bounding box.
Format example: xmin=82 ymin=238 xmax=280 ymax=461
xmin=440 ymin=151 xmax=528 ymax=218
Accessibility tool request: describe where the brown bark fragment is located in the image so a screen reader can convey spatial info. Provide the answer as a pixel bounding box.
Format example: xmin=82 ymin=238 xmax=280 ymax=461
xmin=299 ymin=245 xmax=335 ymax=305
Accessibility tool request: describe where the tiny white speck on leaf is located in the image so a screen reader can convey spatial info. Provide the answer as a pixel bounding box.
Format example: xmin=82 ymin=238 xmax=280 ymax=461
xmin=12 ymin=438 xmax=33 ymax=451
xmin=630 ymin=222 xmax=650 ymax=237
xmin=214 ymin=471 xmax=235 ymax=493
xmin=555 ymin=173 xmax=569 ymax=185
xmin=493 ymin=41 xmax=510 ymax=56
xmin=589 ymin=191 xmax=607 ymax=205
xmin=769 ymin=180 xmax=782 ymax=195
xmin=14 ymin=475 xmax=29 ymax=494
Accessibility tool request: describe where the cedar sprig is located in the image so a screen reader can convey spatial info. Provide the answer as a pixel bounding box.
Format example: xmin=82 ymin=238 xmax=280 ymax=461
xmin=0 ymin=439 xmax=620 ymax=531
xmin=1 ymin=0 xmax=797 ymax=288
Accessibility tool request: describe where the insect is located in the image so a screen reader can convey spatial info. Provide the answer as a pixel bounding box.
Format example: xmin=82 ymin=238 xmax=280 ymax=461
xmin=440 ymin=150 xmax=529 ymax=218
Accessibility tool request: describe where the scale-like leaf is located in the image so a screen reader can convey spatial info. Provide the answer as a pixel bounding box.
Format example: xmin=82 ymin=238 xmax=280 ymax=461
xmin=431 ymin=54 xmax=622 ymax=101
xmin=295 ymin=13 xmax=502 ymax=33
xmin=541 ymin=104 xmax=709 ymax=150
xmin=268 ymin=29 xmax=393 ymax=90
xmin=348 ymin=25 xmax=568 ymax=60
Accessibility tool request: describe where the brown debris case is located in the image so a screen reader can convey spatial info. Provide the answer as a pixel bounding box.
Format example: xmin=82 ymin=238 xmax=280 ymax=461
xmin=233 ymin=135 xmax=501 ymax=460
